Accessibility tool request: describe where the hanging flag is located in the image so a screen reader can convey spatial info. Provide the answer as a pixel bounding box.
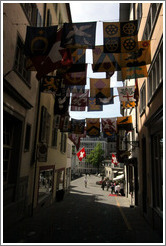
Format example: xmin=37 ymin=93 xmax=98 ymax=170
xmin=76 ymin=147 xmax=86 ymax=161
xmin=92 ymin=46 xmax=117 ymax=72
xmin=61 ymin=22 xmax=96 ymax=49
xmin=114 ymin=40 xmax=151 ymax=68
xmin=90 ymin=78 xmax=110 ymax=98
xmin=54 ymin=95 xmax=70 ymax=115
xmin=101 ymin=118 xmax=117 ymax=133
xmin=68 ymin=133 xmax=81 ymax=151
xmin=70 ymin=119 xmax=85 ymax=134
xmin=134 ymin=79 xmax=139 ymax=105
xmin=122 ymin=101 xmax=136 ymax=109
xmin=63 ymin=67 xmax=87 ymax=85
xmin=71 ymin=48 xmax=86 ymax=64
xmin=86 ymin=118 xmax=100 ymax=137
xmin=40 ymin=76 xmax=62 ymax=95
xmin=71 ymin=90 xmax=89 ymax=111
xmin=117 ymin=115 xmax=133 ymax=131
xmin=112 ymin=154 xmax=119 ymax=166
xmin=24 ymin=26 xmax=58 ymax=57
xmin=96 ymin=88 xmax=114 ymax=105
xmin=104 ymin=132 xmax=116 ymax=141
xmin=117 ymin=86 xmax=136 ymax=102
xmin=87 ymin=98 xmax=103 ymax=112
xmin=121 ymin=65 xmax=148 ymax=80
xmin=66 ymin=85 xmax=85 ymax=94
xmin=59 ymin=114 xmax=70 ymax=132
xmin=103 ymin=20 xmax=138 ymax=53
xmin=35 ymin=28 xmax=73 ymax=80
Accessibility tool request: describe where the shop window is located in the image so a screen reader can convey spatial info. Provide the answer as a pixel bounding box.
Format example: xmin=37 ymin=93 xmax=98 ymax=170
xmin=24 ymin=124 xmax=31 ymax=152
xmin=60 ymin=133 xmax=67 ymax=153
xmin=56 ymin=169 xmax=65 ymax=190
xmin=38 ymin=168 xmax=54 ymax=204
xmin=21 ymin=3 xmax=38 ymax=26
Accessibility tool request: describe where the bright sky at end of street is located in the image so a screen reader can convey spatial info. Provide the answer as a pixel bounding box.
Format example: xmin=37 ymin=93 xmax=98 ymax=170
xmin=69 ymin=2 xmax=123 ymax=120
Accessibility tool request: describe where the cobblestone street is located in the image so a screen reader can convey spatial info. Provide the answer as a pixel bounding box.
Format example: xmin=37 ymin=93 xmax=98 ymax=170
xmin=4 ymin=175 xmax=163 ymax=244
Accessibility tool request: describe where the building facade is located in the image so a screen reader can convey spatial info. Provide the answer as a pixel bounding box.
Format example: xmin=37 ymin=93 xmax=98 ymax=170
xmin=119 ymin=3 xmax=163 ymax=236
xmin=3 ymin=3 xmax=72 ymax=231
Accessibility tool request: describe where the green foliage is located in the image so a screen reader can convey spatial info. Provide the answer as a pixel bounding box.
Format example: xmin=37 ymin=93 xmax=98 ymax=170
xmin=85 ymin=142 xmax=104 ymax=172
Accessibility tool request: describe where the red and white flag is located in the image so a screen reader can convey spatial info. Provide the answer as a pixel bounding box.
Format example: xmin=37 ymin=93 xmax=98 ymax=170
xmin=111 ymin=154 xmax=119 ymax=166
xmin=77 ymin=147 xmax=86 ymax=161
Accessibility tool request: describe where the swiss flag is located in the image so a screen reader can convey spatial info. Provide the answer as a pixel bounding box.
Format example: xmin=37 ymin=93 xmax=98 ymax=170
xmin=77 ymin=147 xmax=86 ymax=161
xmin=111 ymin=154 xmax=119 ymax=166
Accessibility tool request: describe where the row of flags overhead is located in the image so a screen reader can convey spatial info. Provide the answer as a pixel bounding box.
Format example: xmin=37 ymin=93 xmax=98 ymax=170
xmin=25 ymin=20 xmax=151 ymax=82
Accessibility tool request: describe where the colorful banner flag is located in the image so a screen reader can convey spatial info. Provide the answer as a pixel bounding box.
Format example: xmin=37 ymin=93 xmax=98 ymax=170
xmin=103 ymin=132 xmax=116 ymax=141
xmin=71 ymin=119 xmax=85 ymax=134
xmin=32 ymin=28 xmax=73 ymax=80
xmin=87 ymin=98 xmax=103 ymax=112
xmin=71 ymin=90 xmax=89 ymax=111
xmin=24 ymin=26 xmax=58 ymax=57
xmin=114 ymin=40 xmax=151 ymax=68
xmin=117 ymin=115 xmax=133 ymax=131
xmin=71 ymin=48 xmax=86 ymax=64
xmin=90 ymin=78 xmax=110 ymax=98
xmin=68 ymin=133 xmax=81 ymax=151
xmin=59 ymin=114 xmax=70 ymax=132
xmin=61 ymin=22 xmax=96 ymax=49
xmin=121 ymin=65 xmax=148 ymax=80
xmin=54 ymin=96 xmax=70 ymax=115
xmin=66 ymin=85 xmax=85 ymax=94
xmin=86 ymin=118 xmax=100 ymax=137
xmin=117 ymin=86 xmax=136 ymax=102
xmin=63 ymin=67 xmax=87 ymax=85
xmin=101 ymin=118 xmax=117 ymax=133
xmin=112 ymin=154 xmax=119 ymax=166
xmin=92 ymin=46 xmax=117 ymax=72
xmin=103 ymin=20 xmax=138 ymax=53
xmin=96 ymin=88 xmax=114 ymax=105
xmin=40 ymin=76 xmax=62 ymax=95
xmin=77 ymin=147 xmax=86 ymax=161
xmin=122 ymin=101 xmax=136 ymax=108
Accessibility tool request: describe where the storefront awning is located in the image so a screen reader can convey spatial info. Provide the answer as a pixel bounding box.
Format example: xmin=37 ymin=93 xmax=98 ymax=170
xmin=113 ymin=174 xmax=124 ymax=181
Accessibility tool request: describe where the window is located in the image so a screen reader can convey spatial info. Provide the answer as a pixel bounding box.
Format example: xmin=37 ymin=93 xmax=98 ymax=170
xmin=60 ymin=133 xmax=67 ymax=153
xmin=137 ymin=3 xmax=142 ymax=28
xmin=37 ymin=9 xmax=43 ymax=27
xmin=142 ymin=3 xmax=161 ymax=40
xmin=52 ymin=117 xmax=58 ymax=147
xmin=21 ymin=3 xmax=38 ymax=26
xmin=47 ymin=9 xmax=52 ymax=26
xmin=14 ymin=36 xmax=31 ymax=84
xmin=24 ymin=124 xmax=31 ymax=151
xmin=140 ymin=81 xmax=146 ymax=115
xmin=148 ymin=42 xmax=163 ymax=102
xmin=39 ymin=106 xmax=50 ymax=144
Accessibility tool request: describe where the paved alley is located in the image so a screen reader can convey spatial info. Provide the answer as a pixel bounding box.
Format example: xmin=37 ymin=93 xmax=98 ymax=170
xmin=4 ymin=175 xmax=163 ymax=244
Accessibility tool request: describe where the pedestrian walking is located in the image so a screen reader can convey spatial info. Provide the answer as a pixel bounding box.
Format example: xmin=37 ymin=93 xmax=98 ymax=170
xmin=120 ymin=182 xmax=124 ymax=196
xmin=84 ymin=175 xmax=87 ymax=188
xmin=106 ymin=180 xmax=110 ymax=191
xmin=101 ymin=179 xmax=106 ymax=190
xmin=111 ymin=181 xmax=115 ymax=194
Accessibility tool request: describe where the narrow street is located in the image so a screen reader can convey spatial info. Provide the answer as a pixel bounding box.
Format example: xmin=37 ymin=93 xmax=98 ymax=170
xmin=5 ymin=175 xmax=162 ymax=244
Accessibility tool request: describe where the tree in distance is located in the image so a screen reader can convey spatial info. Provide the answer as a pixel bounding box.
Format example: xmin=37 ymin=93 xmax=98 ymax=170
xmin=85 ymin=143 xmax=104 ymax=173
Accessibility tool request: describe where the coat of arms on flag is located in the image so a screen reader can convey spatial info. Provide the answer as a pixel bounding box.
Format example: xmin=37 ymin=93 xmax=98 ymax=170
xmin=117 ymin=86 xmax=136 ymax=102
xmin=87 ymin=98 xmax=103 ymax=112
xmin=90 ymin=78 xmax=110 ymax=98
xmin=101 ymin=118 xmax=117 ymax=133
xmin=77 ymin=147 xmax=86 ymax=161
xmin=103 ymin=20 xmax=138 ymax=53
xmin=61 ymin=22 xmax=96 ymax=49
xmin=86 ymin=118 xmax=100 ymax=137
xmin=112 ymin=154 xmax=119 ymax=166
xmin=117 ymin=115 xmax=133 ymax=131
xmin=24 ymin=25 xmax=58 ymax=57
xmin=71 ymin=90 xmax=89 ymax=111
xmin=40 ymin=76 xmax=62 ymax=95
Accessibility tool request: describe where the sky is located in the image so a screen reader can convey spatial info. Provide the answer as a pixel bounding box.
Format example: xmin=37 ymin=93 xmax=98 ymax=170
xmin=69 ymin=2 xmax=123 ymax=120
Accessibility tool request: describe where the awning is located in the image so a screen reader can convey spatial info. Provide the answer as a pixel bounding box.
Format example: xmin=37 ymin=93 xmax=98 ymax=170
xmin=113 ymin=174 xmax=124 ymax=181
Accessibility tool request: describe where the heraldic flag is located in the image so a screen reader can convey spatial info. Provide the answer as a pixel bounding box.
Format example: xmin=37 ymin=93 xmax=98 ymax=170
xmin=61 ymin=22 xmax=96 ymax=49
xmin=103 ymin=20 xmax=138 ymax=53
xmin=24 ymin=26 xmax=58 ymax=57
xmin=77 ymin=147 xmax=86 ymax=161
xmin=112 ymin=154 xmax=119 ymax=166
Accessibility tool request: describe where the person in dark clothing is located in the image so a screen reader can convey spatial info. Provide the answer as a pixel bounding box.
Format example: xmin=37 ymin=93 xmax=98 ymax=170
xmin=101 ymin=180 xmax=106 ymax=190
